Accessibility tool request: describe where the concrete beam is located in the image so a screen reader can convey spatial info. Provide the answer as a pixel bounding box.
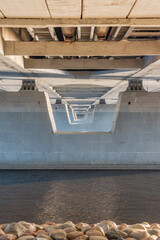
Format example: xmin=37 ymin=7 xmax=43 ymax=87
xmin=4 ymin=40 xmax=160 ymax=56
xmin=24 ymin=58 xmax=143 ymax=70
xmin=131 ymin=56 xmax=160 ymax=78
xmin=0 ymin=28 xmax=4 ymax=55
xmin=0 ymin=28 xmax=25 ymax=69
xmin=0 ymin=18 xmax=160 ymax=27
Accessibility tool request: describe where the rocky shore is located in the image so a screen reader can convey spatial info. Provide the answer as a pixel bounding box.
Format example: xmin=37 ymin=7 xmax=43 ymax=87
xmin=0 ymin=221 xmax=160 ymax=240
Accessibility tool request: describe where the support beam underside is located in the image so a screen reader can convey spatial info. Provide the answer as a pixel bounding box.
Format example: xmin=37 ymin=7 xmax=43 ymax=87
xmin=24 ymin=58 xmax=143 ymax=70
xmin=0 ymin=18 xmax=160 ymax=27
xmin=5 ymin=40 xmax=160 ymax=56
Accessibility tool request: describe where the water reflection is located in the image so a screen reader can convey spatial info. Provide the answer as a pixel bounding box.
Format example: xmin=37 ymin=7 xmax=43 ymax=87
xmin=0 ymin=170 xmax=159 ymax=224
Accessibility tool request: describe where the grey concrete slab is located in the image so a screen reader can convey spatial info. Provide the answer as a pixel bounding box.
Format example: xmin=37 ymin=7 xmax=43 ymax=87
xmin=0 ymin=91 xmax=160 ymax=168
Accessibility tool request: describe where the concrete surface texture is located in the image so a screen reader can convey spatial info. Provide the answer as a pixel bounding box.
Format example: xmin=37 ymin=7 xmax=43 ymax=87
xmin=52 ymin=103 xmax=116 ymax=133
xmin=0 ymin=0 xmax=159 ymax=19
xmin=0 ymin=90 xmax=160 ymax=169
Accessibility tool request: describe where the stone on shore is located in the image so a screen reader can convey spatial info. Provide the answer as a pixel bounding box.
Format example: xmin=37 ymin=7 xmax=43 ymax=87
xmin=150 ymin=224 xmax=160 ymax=230
xmin=144 ymin=235 xmax=158 ymax=240
xmin=89 ymin=237 xmax=108 ymax=240
xmin=1 ymin=220 xmax=160 ymax=240
xmin=35 ymin=230 xmax=49 ymax=236
xmin=35 ymin=234 xmax=52 ymax=240
xmin=74 ymin=236 xmax=88 ymax=240
xmin=17 ymin=235 xmax=34 ymax=240
xmin=0 ymin=230 xmax=5 ymax=235
xmin=118 ymin=224 xmax=128 ymax=231
xmin=4 ymin=223 xmax=29 ymax=237
xmin=149 ymin=229 xmax=160 ymax=237
xmin=0 ymin=234 xmax=17 ymax=240
xmin=63 ymin=229 xmax=75 ymax=234
xmin=50 ymin=229 xmax=66 ymax=240
xmin=106 ymin=228 xmax=128 ymax=239
xmin=141 ymin=223 xmax=150 ymax=229
xmin=76 ymin=224 xmax=90 ymax=234
xmin=130 ymin=230 xmax=150 ymax=240
xmin=58 ymin=223 xmax=75 ymax=231
xmin=130 ymin=224 xmax=146 ymax=231
xmin=0 ymin=225 xmax=9 ymax=231
xmin=67 ymin=231 xmax=84 ymax=240
xmin=18 ymin=222 xmax=36 ymax=233
xmin=85 ymin=229 xmax=103 ymax=237
xmin=97 ymin=221 xmax=117 ymax=233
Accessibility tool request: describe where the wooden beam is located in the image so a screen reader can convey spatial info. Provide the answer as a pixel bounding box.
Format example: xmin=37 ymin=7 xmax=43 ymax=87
xmin=24 ymin=58 xmax=143 ymax=70
xmin=0 ymin=18 xmax=160 ymax=28
xmin=4 ymin=40 xmax=160 ymax=56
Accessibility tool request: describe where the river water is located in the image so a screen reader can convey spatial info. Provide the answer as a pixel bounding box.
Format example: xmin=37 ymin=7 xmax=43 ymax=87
xmin=0 ymin=170 xmax=159 ymax=225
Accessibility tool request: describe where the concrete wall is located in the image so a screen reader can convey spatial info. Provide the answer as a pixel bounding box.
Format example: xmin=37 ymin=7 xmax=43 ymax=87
xmin=1 ymin=90 xmax=160 ymax=169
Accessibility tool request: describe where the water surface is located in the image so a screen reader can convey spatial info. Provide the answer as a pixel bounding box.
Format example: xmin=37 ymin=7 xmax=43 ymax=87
xmin=0 ymin=170 xmax=159 ymax=224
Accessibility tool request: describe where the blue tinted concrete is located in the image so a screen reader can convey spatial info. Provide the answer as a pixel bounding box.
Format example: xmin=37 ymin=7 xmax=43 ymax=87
xmin=52 ymin=103 xmax=116 ymax=133
xmin=0 ymin=91 xmax=160 ymax=169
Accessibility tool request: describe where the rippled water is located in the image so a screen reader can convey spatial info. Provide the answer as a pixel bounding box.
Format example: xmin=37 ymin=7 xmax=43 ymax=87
xmin=0 ymin=170 xmax=159 ymax=225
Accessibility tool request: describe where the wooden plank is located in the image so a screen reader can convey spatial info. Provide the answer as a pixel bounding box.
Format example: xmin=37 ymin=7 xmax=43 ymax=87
xmin=83 ymin=0 xmax=136 ymax=18
xmin=47 ymin=0 xmax=81 ymax=18
xmin=24 ymin=58 xmax=143 ymax=69
xmin=4 ymin=40 xmax=160 ymax=56
xmin=0 ymin=0 xmax=50 ymax=18
xmin=0 ymin=18 xmax=160 ymax=28
xmin=129 ymin=0 xmax=160 ymax=18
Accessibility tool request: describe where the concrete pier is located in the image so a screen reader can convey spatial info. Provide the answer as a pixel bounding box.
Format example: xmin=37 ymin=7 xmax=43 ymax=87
xmin=0 ymin=90 xmax=160 ymax=169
